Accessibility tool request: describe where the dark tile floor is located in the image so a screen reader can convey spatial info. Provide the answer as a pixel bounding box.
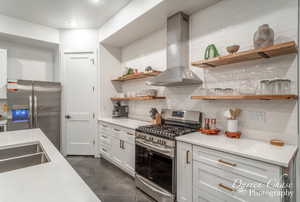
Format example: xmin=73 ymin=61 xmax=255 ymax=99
xmin=67 ymin=156 xmax=155 ymax=202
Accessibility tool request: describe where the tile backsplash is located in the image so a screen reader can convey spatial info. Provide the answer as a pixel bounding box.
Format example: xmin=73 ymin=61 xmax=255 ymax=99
xmin=119 ymin=0 xmax=298 ymax=144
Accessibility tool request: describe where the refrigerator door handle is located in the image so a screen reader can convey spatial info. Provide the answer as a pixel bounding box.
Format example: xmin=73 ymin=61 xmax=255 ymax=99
xmin=29 ymin=96 xmax=33 ymax=128
xmin=34 ymin=95 xmax=38 ymax=127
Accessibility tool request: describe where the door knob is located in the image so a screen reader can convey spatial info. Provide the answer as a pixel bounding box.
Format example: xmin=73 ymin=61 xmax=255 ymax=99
xmin=65 ymin=115 xmax=71 ymax=119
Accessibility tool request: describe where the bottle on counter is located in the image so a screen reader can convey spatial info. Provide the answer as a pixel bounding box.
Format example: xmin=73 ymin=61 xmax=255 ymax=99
xmin=210 ymin=119 xmax=217 ymax=130
xmin=204 ymin=118 xmax=210 ymax=129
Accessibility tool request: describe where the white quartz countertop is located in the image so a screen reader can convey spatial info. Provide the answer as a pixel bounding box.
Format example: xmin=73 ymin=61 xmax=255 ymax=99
xmin=99 ymin=117 xmax=150 ymax=129
xmin=176 ymin=132 xmax=298 ymax=167
xmin=0 ymin=120 xmax=7 ymax=125
xmin=0 ymin=129 xmax=100 ymax=202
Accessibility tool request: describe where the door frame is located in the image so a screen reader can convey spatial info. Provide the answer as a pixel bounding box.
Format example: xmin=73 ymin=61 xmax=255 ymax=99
xmin=61 ymin=49 xmax=99 ymax=156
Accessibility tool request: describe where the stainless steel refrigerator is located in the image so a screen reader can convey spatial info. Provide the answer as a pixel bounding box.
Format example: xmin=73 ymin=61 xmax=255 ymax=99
xmin=7 ymin=80 xmax=61 ymax=149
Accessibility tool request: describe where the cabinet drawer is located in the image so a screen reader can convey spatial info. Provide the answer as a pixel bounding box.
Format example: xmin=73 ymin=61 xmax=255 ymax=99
xmin=99 ymin=145 xmax=110 ymax=157
xmin=99 ymin=123 xmax=111 ymax=134
xmin=100 ymin=141 xmax=111 ymax=149
xmin=99 ymin=136 xmax=111 ymax=145
xmin=193 ymin=146 xmax=281 ymax=183
xmin=120 ymin=131 xmax=135 ymax=144
xmin=193 ymin=161 xmax=281 ymax=202
xmin=99 ymin=132 xmax=110 ymax=141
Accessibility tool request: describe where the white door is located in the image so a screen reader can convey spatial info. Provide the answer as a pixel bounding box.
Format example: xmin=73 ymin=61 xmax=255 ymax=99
xmin=65 ymin=53 xmax=97 ymax=155
xmin=0 ymin=49 xmax=7 ymax=99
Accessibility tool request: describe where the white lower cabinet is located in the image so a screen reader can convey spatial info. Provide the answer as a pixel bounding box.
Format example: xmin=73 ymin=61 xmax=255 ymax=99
xmin=177 ymin=141 xmax=193 ymax=202
xmin=98 ymin=121 xmax=135 ymax=176
xmin=177 ymin=142 xmax=284 ymax=202
xmin=122 ymin=138 xmax=135 ymax=175
xmin=111 ymin=132 xmax=123 ymax=166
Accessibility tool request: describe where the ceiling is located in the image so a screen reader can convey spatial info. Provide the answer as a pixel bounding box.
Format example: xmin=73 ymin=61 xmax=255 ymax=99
xmin=102 ymin=0 xmax=222 ymax=47
xmin=0 ymin=0 xmax=131 ymax=29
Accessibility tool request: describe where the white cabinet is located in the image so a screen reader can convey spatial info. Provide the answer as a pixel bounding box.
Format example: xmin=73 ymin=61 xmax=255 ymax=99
xmin=98 ymin=121 xmax=135 ymax=176
xmin=0 ymin=49 xmax=7 ymax=99
xmin=122 ymin=134 xmax=135 ymax=175
xmin=177 ymin=142 xmax=284 ymax=202
xmin=177 ymin=141 xmax=193 ymax=202
xmin=111 ymin=131 xmax=123 ymax=166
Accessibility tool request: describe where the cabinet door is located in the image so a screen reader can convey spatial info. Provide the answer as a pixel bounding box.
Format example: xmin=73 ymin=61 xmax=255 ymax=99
xmin=123 ymin=141 xmax=135 ymax=175
xmin=111 ymin=134 xmax=123 ymax=166
xmin=177 ymin=141 xmax=193 ymax=202
xmin=0 ymin=49 xmax=7 ymax=99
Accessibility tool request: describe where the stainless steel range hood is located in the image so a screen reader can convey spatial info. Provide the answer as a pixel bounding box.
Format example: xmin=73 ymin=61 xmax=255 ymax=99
xmin=146 ymin=12 xmax=202 ymax=87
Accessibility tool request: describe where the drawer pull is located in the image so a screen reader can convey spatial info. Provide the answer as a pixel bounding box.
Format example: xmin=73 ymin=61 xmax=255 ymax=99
xmin=186 ymin=150 xmax=191 ymax=164
xmin=101 ymin=125 xmax=108 ymax=128
xmin=114 ymin=128 xmax=120 ymax=132
xmin=102 ymin=135 xmax=107 ymax=139
xmin=127 ymin=132 xmax=134 ymax=136
xmin=218 ymin=183 xmax=235 ymax=192
xmin=218 ymin=159 xmax=236 ymax=167
xmin=102 ymin=148 xmax=107 ymax=152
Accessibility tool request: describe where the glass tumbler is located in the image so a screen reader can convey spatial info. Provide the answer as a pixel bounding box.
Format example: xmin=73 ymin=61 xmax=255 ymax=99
xmin=258 ymin=80 xmax=270 ymax=94
xmin=281 ymin=79 xmax=291 ymax=94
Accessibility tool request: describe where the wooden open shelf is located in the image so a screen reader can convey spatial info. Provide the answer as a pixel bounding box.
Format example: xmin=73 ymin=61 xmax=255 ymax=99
xmin=192 ymin=41 xmax=297 ymax=68
xmin=191 ymin=94 xmax=297 ymax=100
xmin=112 ymin=71 xmax=161 ymax=81
xmin=111 ymin=96 xmax=166 ymax=101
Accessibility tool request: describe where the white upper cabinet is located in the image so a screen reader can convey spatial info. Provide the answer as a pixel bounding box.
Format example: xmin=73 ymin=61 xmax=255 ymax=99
xmin=0 ymin=49 xmax=7 ymax=99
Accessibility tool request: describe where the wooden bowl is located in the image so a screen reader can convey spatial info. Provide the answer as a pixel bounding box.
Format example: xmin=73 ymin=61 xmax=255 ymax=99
xmin=226 ymin=45 xmax=240 ymax=54
xmin=225 ymin=131 xmax=241 ymax=138
xmin=199 ymin=128 xmax=220 ymax=135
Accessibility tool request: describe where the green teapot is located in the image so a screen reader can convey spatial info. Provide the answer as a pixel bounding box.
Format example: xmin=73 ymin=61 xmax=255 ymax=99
xmin=204 ymin=44 xmax=220 ymax=59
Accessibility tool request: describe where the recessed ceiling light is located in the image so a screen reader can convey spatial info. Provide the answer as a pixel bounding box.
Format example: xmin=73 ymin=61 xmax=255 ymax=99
xmin=90 ymin=0 xmax=101 ymax=4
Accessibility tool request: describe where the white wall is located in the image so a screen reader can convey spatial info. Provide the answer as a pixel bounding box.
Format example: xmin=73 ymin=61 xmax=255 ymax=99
xmin=118 ymin=0 xmax=298 ymax=145
xmin=60 ymin=29 xmax=99 ymax=52
xmin=121 ymin=28 xmax=166 ymax=72
xmin=0 ymin=39 xmax=56 ymax=81
xmin=0 ymin=14 xmax=59 ymax=44
xmin=99 ymin=0 xmax=163 ymax=42
xmin=99 ymin=44 xmax=122 ymax=118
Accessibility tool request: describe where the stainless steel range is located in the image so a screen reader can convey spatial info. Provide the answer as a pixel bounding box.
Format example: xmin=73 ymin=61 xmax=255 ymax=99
xmin=135 ymin=109 xmax=202 ymax=202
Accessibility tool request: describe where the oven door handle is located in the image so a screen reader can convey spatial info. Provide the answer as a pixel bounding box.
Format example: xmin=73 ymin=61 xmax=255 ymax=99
xmin=136 ymin=175 xmax=172 ymax=197
xmin=136 ymin=140 xmax=172 ymax=154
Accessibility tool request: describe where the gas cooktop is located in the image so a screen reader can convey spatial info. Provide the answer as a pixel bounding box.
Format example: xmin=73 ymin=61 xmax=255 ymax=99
xmin=136 ymin=124 xmax=196 ymax=140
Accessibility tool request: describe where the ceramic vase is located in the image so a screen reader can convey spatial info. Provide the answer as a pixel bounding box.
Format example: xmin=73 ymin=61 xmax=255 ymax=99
xmin=253 ymin=24 xmax=274 ymax=49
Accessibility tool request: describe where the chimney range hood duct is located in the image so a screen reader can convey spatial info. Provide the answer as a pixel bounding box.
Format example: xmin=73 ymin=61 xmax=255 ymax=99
xmin=146 ymin=12 xmax=202 ymax=87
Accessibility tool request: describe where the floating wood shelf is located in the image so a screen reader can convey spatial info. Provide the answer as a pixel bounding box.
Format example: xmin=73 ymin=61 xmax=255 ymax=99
xmin=191 ymin=94 xmax=298 ymax=100
xmin=112 ymin=71 xmax=161 ymax=81
xmin=192 ymin=41 xmax=297 ymax=68
xmin=111 ymin=96 xmax=166 ymax=101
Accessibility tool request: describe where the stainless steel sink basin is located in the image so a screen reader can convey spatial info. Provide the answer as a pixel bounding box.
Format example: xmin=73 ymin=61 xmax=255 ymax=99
xmin=0 ymin=143 xmax=49 ymax=173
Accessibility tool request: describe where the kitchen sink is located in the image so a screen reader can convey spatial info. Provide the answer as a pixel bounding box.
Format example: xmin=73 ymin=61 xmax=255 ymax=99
xmin=0 ymin=143 xmax=49 ymax=173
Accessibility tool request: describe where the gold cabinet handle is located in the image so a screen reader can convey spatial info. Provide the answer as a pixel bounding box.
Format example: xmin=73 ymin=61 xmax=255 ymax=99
xmin=218 ymin=159 xmax=236 ymax=167
xmin=219 ymin=183 xmax=236 ymax=192
xmin=127 ymin=132 xmax=134 ymax=136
